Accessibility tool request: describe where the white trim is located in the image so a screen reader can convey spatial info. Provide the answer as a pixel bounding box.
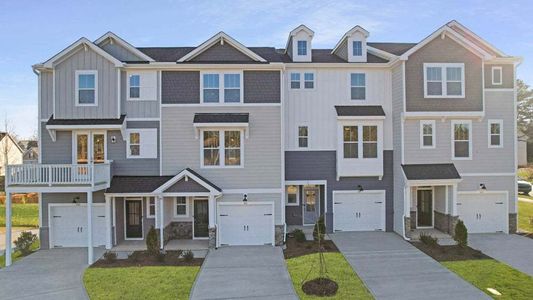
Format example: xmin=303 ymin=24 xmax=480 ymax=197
xmin=72 ymin=130 xmax=108 ymax=164
xmin=349 ymin=72 xmax=367 ymax=100
xmin=153 ymin=168 xmax=222 ymax=195
xmin=406 ymin=179 xmax=462 ymax=186
xmin=126 ymin=117 xmax=160 ymax=121
xmin=451 ymin=120 xmax=472 ymax=160
xmin=46 ymin=124 xmax=123 ymax=130
xmin=297 ymin=125 xmax=309 ymax=148
xmin=336 ymin=116 xmax=386 ymax=120
xmin=200 ymin=129 xmax=244 ymax=168
xmin=484 ymin=88 xmax=514 ymax=92
xmin=289 ymin=71 xmax=316 ymax=90
xmin=491 ymin=66 xmax=503 ymax=85
xmin=200 ymin=71 xmax=244 ymax=104
xmin=487 ymin=119 xmax=503 ymax=148
xmin=285 ymin=185 xmax=300 ymax=206
xmin=124 ymin=63 xmax=284 ymax=70
xmin=125 ymin=128 xmax=158 ymax=159
xmin=415 ymin=186 xmax=435 ymax=229
xmin=447 ymin=20 xmax=506 ymax=57
xmin=223 ymin=188 xmax=282 ymax=194
xmin=43 ymin=37 xmax=123 ymax=68
xmin=419 ymin=120 xmax=436 ymax=149
xmin=123 ymin=197 xmax=144 ymax=240
xmin=159 ymin=70 xmax=163 ymax=176
xmin=285 ymin=180 xmax=327 ymax=186
xmin=116 ymin=69 xmax=121 ymax=118
xmin=423 ymin=63 xmax=465 ymax=98
xmin=75 ymin=70 xmax=98 ymax=106
xmin=94 ymin=32 xmax=155 ymax=62
xmin=146 ymin=197 xmax=156 ymax=219
xmin=173 ymin=196 xmax=189 ymax=218
xmin=456 ymin=189 xmax=510 ymax=233
xmin=331 ymin=25 xmax=368 ymax=54
xmin=460 ymin=173 xmax=516 ymax=177
xmin=285 ymin=25 xmax=314 ymax=53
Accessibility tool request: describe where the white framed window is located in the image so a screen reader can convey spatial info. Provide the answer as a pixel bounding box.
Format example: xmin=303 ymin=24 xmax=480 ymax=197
xmin=492 ymin=66 xmax=503 ymax=85
xmin=129 ymin=74 xmax=140 ymax=99
xmin=304 ymin=73 xmax=314 ymax=89
xmin=201 ymin=129 xmax=243 ymax=168
xmin=290 ymin=72 xmax=315 ymax=90
xmin=343 ymin=124 xmax=379 ymax=159
xmin=362 ymin=126 xmax=378 ymax=158
xmin=297 ymin=40 xmax=307 ymax=56
xmin=423 ymin=63 xmax=465 ymax=98
xmin=290 ymin=73 xmax=300 ymax=89
xmin=174 ymin=197 xmax=188 ymax=217
xmin=146 ymin=197 xmax=156 ymax=218
xmin=343 ymin=126 xmax=358 ymax=158
xmin=202 ymin=73 xmax=219 ymax=103
xmin=298 ymin=126 xmax=308 ymax=148
xmin=224 ymin=74 xmax=241 ymax=103
xmin=488 ymin=119 xmax=503 ymax=148
xmin=126 ymin=71 xmax=157 ymax=101
xmin=286 ymin=185 xmax=299 ymax=206
xmin=126 ymin=129 xmax=157 ymax=159
xmin=451 ymin=120 xmax=472 ymax=159
xmin=201 ymin=72 xmax=243 ymax=103
xmin=75 ymin=70 xmax=97 ymax=106
xmin=350 ymin=73 xmax=366 ymax=100
xmin=420 ymin=120 xmax=436 ymax=149
xmin=352 ymin=41 xmax=363 ymax=56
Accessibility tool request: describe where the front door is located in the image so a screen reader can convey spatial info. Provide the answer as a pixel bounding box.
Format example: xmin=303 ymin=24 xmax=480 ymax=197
xmin=417 ymin=189 xmax=433 ymax=228
xmin=194 ymin=199 xmax=209 ymax=238
xmin=125 ymin=200 xmax=143 ymax=239
xmin=303 ymin=186 xmax=320 ymax=225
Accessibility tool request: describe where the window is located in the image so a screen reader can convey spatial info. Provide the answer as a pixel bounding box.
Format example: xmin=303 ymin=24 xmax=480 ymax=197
xmin=424 ymin=63 xmax=464 ymax=97
xmin=452 ymin=121 xmax=471 ymax=159
xmin=126 ymin=129 xmax=157 ymax=159
xmin=129 ymin=75 xmax=140 ymax=99
xmin=343 ymin=126 xmax=358 ymax=158
xmin=488 ymin=120 xmax=503 ymax=148
xmin=297 ymin=40 xmax=307 ymax=56
xmin=203 ymin=74 xmax=220 ymax=103
xmin=362 ymin=126 xmax=378 ymax=158
xmin=224 ymin=74 xmax=241 ymax=103
xmin=286 ymin=185 xmax=299 ymax=206
xmin=146 ymin=197 xmax=156 ymax=218
xmin=342 ymin=124 xmax=379 ymax=159
xmin=298 ymin=126 xmax=308 ymax=148
xmin=304 ymin=73 xmax=314 ymax=89
xmin=290 ymin=72 xmax=314 ymax=89
xmin=76 ymin=70 xmax=97 ymax=105
xmin=129 ymin=132 xmax=140 ymax=156
xmin=352 ymin=41 xmax=362 ymax=56
xmin=174 ymin=197 xmax=188 ymax=217
xmin=202 ymin=73 xmax=241 ymax=103
xmin=290 ymin=73 xmax=300 ymax=89
xmin=350 ymin=73 xmax=366 ymax=100
xmin=492 ymin=67 xmax=502 ymax=85
xmin=420 ymin=120 xmax=435 ymax=148
xmin=202 ymin=130 xmax=243 ymax=167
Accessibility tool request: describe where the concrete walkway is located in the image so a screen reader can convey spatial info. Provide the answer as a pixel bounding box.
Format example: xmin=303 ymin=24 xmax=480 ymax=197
xmin=469 ymin=233 xmax=533 ymax=276
xmin=190 ymin=246 xmax=298 ymax=300
xmin=330 ymin=232 xmax=489 ymax=300
xmin=0 ymin=247 xmax=105 ymax=300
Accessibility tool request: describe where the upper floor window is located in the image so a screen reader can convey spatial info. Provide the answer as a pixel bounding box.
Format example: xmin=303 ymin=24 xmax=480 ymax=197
xmin=224 ymin=74 xmax=241 ymax=103
xmin=290 ymin=72 xmax=314 ymax=90
xmin=297 ymin=40 xmax=307 ymax=56
xmin=290 ymin=73 xmax=301 ymax=89
xmin=76 ymin=70 xmax=97 ymax=106
xmin=129 ymin=75 xmax=140 ymax=99
xmin=202 ymin=130 xmax=242 ymax=167
xmin=343 ymin=125 xmax=378 ymax=159
xmin=362 ymin=126 xmax=378 ymax=158
xmin=352 ymin=41 xmax=363 ymax=56
xmin=126 ymin=129 xmax=157 ymax=159
xmin=424 ymin=63 xmax=464 ymax=98
xmin=202 ymin=73 xmax=241 ymax=103
xmin=420 ymin=120 xmax=435 ymax=149
xmin=343 ymin=126 xmax=358 ymax=158
xmin=488 ymin=120 xmax=503 ymax=148
xmin=298 ymin=126 xmax=308 ymax=148
xmin=286 ymin=185 xmax=299 ymax=206
xmin=452 ymin=120 xmax=471 ymax=159
xmin=350 ymin=73 xmax=366 ymax=100
xmin=203 ymin=74 xmax=220 ymax=103
xmin=492 ymin=67 xmax=502 ymax=85
xmin=304 ymin=73 xmax=314 ymax=89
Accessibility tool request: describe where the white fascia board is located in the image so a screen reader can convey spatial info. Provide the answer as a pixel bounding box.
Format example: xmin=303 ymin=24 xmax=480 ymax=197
xmin=407 ymin=178 xmax=462 ymax=186
xmin=284 ymin=62 xmax=391 ymax=68
xmin=367 ymin=45 xmax=398 ymax=61
xmin=331 ymin=25 xmax=369 ymax=54
xmin=485 ymin=57 xmax=523 ymax=64
xmin=43 ymin=37 xmax=124 ymax=68
xmin=152 ymin=169 xmax=221 ymax=195
xmin=446 ymin=20 xmax=506 ymax=57
xmin=94 ymin=31 xmax=155 ymax=62
xmin=193 ymin=123 xmax=249 ymax=128
xmin=125 ymin=63 xmax=283 ymax=70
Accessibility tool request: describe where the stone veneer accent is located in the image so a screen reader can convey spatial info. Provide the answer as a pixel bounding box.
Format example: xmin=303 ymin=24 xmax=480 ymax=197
xmin=275 ymin=225 xmax=284 ymax=246
xmin=163 ymin=221 xmax=192 ymax=242
xmin=208 ymin=227 xmax=216 ymax=249
xmin=410 ymin=211 xmax=416 ymax=230
xmin=509 ymin=213 xmax=517 ymax=233
xmin=404 ymin=216 xmax=411 ymax=238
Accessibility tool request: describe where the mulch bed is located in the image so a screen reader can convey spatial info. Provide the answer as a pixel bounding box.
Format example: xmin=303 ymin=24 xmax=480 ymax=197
xmin=411 ymin=242 xmax=491 ymax=262
xmin=302 ymin=277 xmax=338 ymax=296
xmin=517 ymin=232 xmax=533 ymax=239
xmin=284 ymin=236 xmax=339 ymax=259
xmin=91 ymin=251 xmax=204 ymax=268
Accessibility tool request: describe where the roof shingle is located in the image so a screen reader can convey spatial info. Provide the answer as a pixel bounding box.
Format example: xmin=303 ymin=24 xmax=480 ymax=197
xmin=402 ymin=164 xmax=461 ymax=180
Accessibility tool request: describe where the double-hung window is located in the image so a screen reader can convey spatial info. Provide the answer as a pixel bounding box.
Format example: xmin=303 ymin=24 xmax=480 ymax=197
xmin=297 ymin=40 xmax=307 ymax=56
xmin=343 ymin=125 xmax=378 ymax=159
xmin=203 ymin=74 xmax=220 ymax=103
xmin=488 ymin=120 xmax=503 ymax=148
xmin=350 ymin=73 xmax=366 ymax=100
xmin=286 ymin=185 xmax=299 ymax=206
xmin=146 ymin=197 xmax=156 ymax=218
xmin=126 ymin=129 xmax=157 ymax=159
xmin=202 ymin=130 xmax=242 ymax=167
xmin=129 ymin=132 xmax=140 ymax=156
xmin=290 ymin=73 xmax=301 ymax=89
xmin=424 ymin=63 xmax=465 ymax=97
xmin=352 ymin=41 xmax=363 ymax=56
xmin=224 ymin=74 xmax=241 ymax=102
xmin=290 ymin=72 xmax=314 ymax=89
xmin=343 ymin=126 xmax=358 ymax=158
xmin=298 ymin=126 xmax=308 ymax=148
xmin=420 ymin=120 xmax=435 ymax=148
xmin=76 ymin=70 xmax=97 ymax=105
xmin=129 ymin=75 xmax=140 ymax=99
xmin=175 ymin=197 xmax=188 ymax=217
xmin=202 ymin=73 xmax=241 ymax=103
xmin=452 ymin=120 xmax=471 ymax=159
xmin=304 ymin=73 xmax=314 ymax=89
xmin=362 ymin=126 xmax=378 ymax=158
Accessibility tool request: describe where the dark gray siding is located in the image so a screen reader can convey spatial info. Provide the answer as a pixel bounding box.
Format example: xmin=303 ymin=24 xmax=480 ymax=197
xmin=285 ymin=150 xmax=394 ymax=233
xmin=164 ymin=178 xmax=208 ymax=193
xmin=162 ymin=71 xmax=200 ymax=104
xmin=191 ymin=43 xmax=254 ymax=62
xmin=244 ymin=71 xmax=281 ymax=103
xmin=41 ymin=122 xmax=72 ymax=164
xmin=286 ymin=184 xmax=325 ymax=226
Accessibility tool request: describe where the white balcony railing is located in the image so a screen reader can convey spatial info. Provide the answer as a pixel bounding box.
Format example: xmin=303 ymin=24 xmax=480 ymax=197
xmin=5 ymin=163 xmax=111 ymax=187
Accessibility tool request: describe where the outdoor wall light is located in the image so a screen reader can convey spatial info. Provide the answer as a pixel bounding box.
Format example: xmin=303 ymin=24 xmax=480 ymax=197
xmin=480 ymin=183 xmax=487 ymax=191
xmin=243 ymin=194 xmax=248 ymax=203
xmin=358 ymin=185 xmax=364 ymax=192
xmin=111 ymin=136 xmax=117 ymax=143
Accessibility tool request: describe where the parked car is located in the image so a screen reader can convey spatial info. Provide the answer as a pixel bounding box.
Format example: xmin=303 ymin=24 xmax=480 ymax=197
xmin=518 ymin=178 xmax=532 ymax=195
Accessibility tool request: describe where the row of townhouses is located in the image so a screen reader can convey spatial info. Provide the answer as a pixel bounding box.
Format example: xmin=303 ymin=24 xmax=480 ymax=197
xmin=3 ymin=20 xmax=521 ymax=265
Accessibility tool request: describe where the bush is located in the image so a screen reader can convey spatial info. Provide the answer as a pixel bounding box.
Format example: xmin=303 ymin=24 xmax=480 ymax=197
xmin=313 ymin=215 xmax=326 ymax=241
xmin=182 ymin=250 xmax=194 ymax=262
xmin=419 ymin=233 xmax=438 ymax=247
xmin=518 ymin=168 xmax=533 ymax=182
xmin=14 ymin=231 xmax=37 ymax=256
xmin=454 ymin=219 xmax=468 ymax=247
xmin=146 ymin=226 xmax=159 ymax=256
xmin=292 ymin=229 xmax=306 ymax=243
xmin=103 ymin=251 xmax=117 ymax=263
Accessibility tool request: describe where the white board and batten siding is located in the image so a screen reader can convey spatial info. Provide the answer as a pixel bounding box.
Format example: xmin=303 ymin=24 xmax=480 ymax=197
xmin=49 ymin=204 xmax=106 ymax=248
xmin=333 ymin=190 xmax=386 ymax=232
xmin=457 ymin=191 xmax=508 ymax=233
xmin=217 ymin=202 xmax=274 ymax=246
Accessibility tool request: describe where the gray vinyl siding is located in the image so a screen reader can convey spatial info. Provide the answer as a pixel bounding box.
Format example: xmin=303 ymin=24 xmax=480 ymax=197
xmin=334 ymin=40 xmax=348 ymax=61
xmin=40 ymin=71 xmax=53 ymax=119
xmin=121 ymin=71 xmax=160 ymax=118
xmin=285 ymin=185 xmax=325 ymax=226
xmin=434 ymin=186 xmax=446 ymax=213
xmin=99 ymin=41 xmax=145 ymax=62
xmin=484 ymin=64 xmax=514 ymax=89
xmin=458 ymin=175 xmax=516 ymax=214
xmin=161 ymin=106 xmax=281 ymax=189
xmin=164 ymin=178 xmax=208 ymax=193
xmin=391 ymin=64 xmax=405 ymax=235
xmin=285 ymin=150 xmax=394 ymax=233
xmin=161 ymin=71 xmax=200 ymax=104
xmin=191 ymin=43 xmax=254 ymax=62
xmin=243 ymin=71 xmax=281 ymax=103
xmin=54 ymin=47 xmax=118 ymax=119
xmin=40 ymin=122 xmax=72 ymax=164
xmin=287 ymin=39 xmax=293 ymax=59
xmin=219 ymin=193 xmax=283 ymax=225
xmin=405 ymin=35 xmax=483 ymax=112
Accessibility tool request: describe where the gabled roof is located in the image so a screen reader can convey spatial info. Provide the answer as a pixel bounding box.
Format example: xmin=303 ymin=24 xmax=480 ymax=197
xmin=446 ymin=20 xmax=506 ymax=57
xmin=42 ymin=37 xmax=124 ymax=68
xmin=153 ymin=168 xmax=222 ymax=194
xmin=94 ymin=31 xmax=155 ymax=62
xmin=285 ymin=24 xmax=314 ymax=53
xmin=331 ymin=25 xmax=369 ymax=54
xmin=0 ymin=132 xmax=24 ymax=154
xmin=177 ymin=32 xmax=266 ymax=63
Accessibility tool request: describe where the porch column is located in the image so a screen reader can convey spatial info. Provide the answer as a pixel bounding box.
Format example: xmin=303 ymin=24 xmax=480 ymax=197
xmin=87 ymin=191 xmax=93 ymax=265
xmin=5 ymin=191 xmax=12 ymax=267
xmin=208 ymin=194 xmax=215 ymax=228
xmin=158 ymin=196 xmax=164 ymax=250
xmin=105 ymin=195 xmax=112 ymax=250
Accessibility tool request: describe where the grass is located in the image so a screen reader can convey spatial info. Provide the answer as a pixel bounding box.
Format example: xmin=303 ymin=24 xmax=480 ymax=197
xmin=0 ymin=240 xmax=40 ymax=268
xmin=0 ymin=204 xmax=39 ymax=227
xmin=286 ymin=252 xmax=373 ymax=300
xmin=443 ymin=259 xmax=533 ymax=299
xmin=518 ymin=200 xmax=533 ymax=232
xmin=83 ymin=266 xmax=200 ymax=300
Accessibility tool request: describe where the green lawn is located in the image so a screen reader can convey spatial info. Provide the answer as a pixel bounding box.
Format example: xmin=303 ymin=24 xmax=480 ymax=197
xmin=84 ymin=266 xmax=200 ymax=300
xmin=286 ymin=252 xmax=373 ymax=300
xmin=518 ymin=200 xmax=533 ymax=232
xmin=0 ymin=204 xmax=39 ymax=227
xmin=443 ymin=259 xmax=533 ymax=299
xmin=0 ymin=240 xmax=40 ymax=268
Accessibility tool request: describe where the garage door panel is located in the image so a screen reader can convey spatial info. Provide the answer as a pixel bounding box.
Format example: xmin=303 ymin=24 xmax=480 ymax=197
xmin=457 ymin=193 xmax=507 ymax=233
xmin=218 ymin=203 xmax=273 ymax=246
xmin=50 ymin=205 xmax=106 ymax=248
xmin=333 ymin=192 xmax=385 ymax=232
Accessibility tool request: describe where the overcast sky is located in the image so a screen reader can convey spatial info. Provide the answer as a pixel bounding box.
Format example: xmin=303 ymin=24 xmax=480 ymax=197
xmin=1 ymin=0 xmax=531 ymax=138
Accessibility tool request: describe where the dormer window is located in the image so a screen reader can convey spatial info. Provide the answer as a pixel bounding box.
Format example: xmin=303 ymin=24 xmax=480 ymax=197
xmin=297 ymin=41 xmax=308 ymax=56
xmin=352 ymin=41 xmax=363 ymax=56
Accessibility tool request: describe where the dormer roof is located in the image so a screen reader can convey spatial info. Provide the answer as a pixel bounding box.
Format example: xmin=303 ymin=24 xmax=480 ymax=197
xmin=285 ymin=24 xmax=314 ymax=53
xmin=94 ymin=31 xmax=155 ymax=62
xmin=331 ymin=25 xmax=369 ymax=54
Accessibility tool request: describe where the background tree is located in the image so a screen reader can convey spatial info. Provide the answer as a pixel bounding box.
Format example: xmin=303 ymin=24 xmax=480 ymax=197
xmin=517 ymin=79 xmax=533 ymax=144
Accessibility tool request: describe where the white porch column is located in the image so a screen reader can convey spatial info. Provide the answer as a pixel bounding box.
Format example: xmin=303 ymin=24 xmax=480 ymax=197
xmin=5 ymin=191 xmax=12 ymax=267
xmin=452 ymin=184 xmax=458 ymax=216
xmin=105 ymin=195 xmax=112 ymax=250
xmin=208 ymin=194 xmax=215 ymax=228
xmin=87 ymin=191 xmax=93 ymax=265
xmin=158 ymin=196 xmax=164 ymax=250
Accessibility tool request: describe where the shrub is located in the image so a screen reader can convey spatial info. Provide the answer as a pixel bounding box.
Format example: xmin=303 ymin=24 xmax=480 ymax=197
xmin=419 ymin=233 xmax=438 ymax=247
xmin=14 ymin=231 xmax=37 ymax=256
xmin=146 ymin=226 xmax=159 ymax=256
xmin=292 ymin=229 xmax=306 ymax=243
xmin=103 ymin=251 xmax=117 ymax=263
xmin=182 ymin=250 xmax=194 ymax=262
xmin=313 ymin=215 xmax=326 ymax=241
xmin=518 ymin=168 xmax=533 ymax=182
xmin=454 ymin=219 xmax=468 ymax=247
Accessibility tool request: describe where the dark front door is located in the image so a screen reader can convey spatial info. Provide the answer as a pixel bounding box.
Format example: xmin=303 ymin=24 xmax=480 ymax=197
xmin=194 ymin=199 xmax=209 ymax=238
xmin=417 ymin=189 xmax=433 ymax=228
xmin=126 ymin=200 xmax=143 ymax=238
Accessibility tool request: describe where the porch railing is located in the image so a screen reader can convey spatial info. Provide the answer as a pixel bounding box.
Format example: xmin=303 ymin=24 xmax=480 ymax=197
xmin=5 ymin=163 xmax=111 ymax=187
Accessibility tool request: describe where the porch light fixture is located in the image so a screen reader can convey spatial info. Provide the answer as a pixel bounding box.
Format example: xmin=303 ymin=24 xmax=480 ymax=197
xmin=357 ymin=185 xmax=364 ymax=192
xmin=72 ymin=196 xmax=80 ymax=204
xmin=242 ymin=194 xmax=248 ymax=203
xmin=479 ymin=183 xmax=487 ymax=191
xmin=111 ymin=136 xmax=117 ymax=143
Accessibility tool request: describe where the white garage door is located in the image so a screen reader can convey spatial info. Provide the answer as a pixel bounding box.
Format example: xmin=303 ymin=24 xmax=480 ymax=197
xmin=218 ymin=203 xmax=273 ymax=246
xmin=333 ymin=191 xmax=385 ymax=232
xmin=457 ymin=192 xmax=508 ymax=233
xmin=49 ymin=204 xmax=106 ymax=248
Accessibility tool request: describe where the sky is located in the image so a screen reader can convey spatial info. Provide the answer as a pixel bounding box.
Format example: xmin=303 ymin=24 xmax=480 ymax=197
xmin=0 ymin=0 xmax=532 ymax=139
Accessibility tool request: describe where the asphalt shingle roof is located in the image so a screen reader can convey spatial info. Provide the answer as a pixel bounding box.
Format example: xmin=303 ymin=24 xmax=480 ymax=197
xmin=335 ymin=105 xmax=386 ymax=117
xmin=402 ymin=164 xmax=461 ymax=180
xmin=46 ymin=115 xmax=126 ymax=126
xmin=193 ymin=113 xmax=249 ymax=123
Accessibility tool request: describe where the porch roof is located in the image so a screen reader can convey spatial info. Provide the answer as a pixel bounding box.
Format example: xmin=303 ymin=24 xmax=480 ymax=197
xmin=402 ymin=163 xmax=461 ymax=180
xmin=46 ymin=114 xmax=126 ymax=126
xmin=335 ymin=105 xmax=386 ymax=117
xmin=106 ymin=176 xmax=173 ymax=193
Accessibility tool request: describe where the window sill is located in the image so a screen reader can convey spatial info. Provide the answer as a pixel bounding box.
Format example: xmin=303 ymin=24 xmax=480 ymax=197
xmin=75 ymin=103 xmax=98 ymax=107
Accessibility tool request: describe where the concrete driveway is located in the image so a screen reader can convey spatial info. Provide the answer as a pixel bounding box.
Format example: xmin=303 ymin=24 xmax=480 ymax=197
xmin=190 ymin=246 xmax=298 ymax=300
xmin=330 ymin=232 xmax=489 ymax=300
xmin=0 ymin=247 xmax=104 ymax=300
xmin=469 ymin=233 xmax=533 ymax=276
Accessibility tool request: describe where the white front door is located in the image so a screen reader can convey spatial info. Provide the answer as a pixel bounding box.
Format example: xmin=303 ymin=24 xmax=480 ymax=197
xmin=457 ymin=192 xmax=508 ymax=233
xmin=217 ymin=203 xmax=273 ymax=246
xmin=49 ymin=204 xmax=106 ymax=247
xmin=333 ymin=191 xmax=385 ymax=232
xmin=74 ymin=131 xmax=106 ymax=164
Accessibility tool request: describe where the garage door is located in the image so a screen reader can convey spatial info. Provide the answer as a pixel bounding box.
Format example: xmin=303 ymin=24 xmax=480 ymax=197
xmin=49 ymin=204 xmax=106 ymax=247
xmin=457 ymin=192 xmax=508 ymax=233
xmin=218 ymin=203 xmax=273 ymax=246
xmin=333 ymin=191 xmax=385 ymax=232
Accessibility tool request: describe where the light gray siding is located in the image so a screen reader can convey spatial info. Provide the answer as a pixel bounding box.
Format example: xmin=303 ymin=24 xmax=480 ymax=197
xmin=165 ymin=178 xmax=208 ymax=193
xmin=162 ymin=71 xmax=200 ymax=104
xmin=40 ymin=71 xmax=53 ymax=119
xmin=161 ymin=106 xmax=281 ymax=189
xmin=391 ymin=63 xmax=405 ymax=235
xmin=121 ymin=71 xmax=160 ymax=118
xmin=484 ymin=64 xmax=514 ymax=89
xmin=243 ymin=71 xmax=281 ymax=103
xmin=191 ymin=43 xmax=254 ymax=62
xmin=219 ymin=193 xmax=283 ymax=225
xmin=99 ymin=41 xmax=145 ymax=62
xmin=54 ymin=47 xmax=118 ymax=119
xmin=458 ymin=175 xmax=516 ymax=214
xmin=40 ymin=122 xmax=72 ymax=164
